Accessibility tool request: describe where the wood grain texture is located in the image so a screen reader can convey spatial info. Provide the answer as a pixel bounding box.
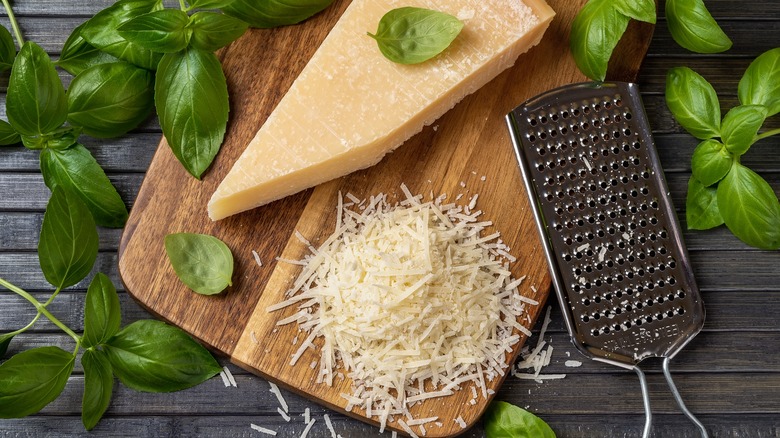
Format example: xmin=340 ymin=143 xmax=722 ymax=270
xmin=2 ymin=0 xmax=778 ymax=437
xmin=115 ymin=0 xmax=652 ymax=435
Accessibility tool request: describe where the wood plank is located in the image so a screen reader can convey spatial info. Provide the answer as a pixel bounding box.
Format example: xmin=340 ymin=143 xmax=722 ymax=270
xmin=0 ymin=173 xmax=141 ymax=211
xmin=9 ymin=329 xmax=780 ymax=376
xmin=2 ymin=414 xmax=779 ymax=438
xmin=10 ymin=372 xmax=777 ymax=416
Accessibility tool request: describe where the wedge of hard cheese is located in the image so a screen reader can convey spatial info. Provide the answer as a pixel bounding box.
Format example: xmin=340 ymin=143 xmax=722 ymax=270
xmin=208 ymin=0 xmax=555 ymax=220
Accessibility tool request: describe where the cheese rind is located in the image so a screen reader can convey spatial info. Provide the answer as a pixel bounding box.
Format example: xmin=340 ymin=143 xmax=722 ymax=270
xmin=208 ymin=0 xmax=555 ymax=220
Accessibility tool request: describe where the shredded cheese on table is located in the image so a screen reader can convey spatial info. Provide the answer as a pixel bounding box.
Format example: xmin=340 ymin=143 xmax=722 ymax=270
xmin=268 ymin=186 xmax=535 ymax=429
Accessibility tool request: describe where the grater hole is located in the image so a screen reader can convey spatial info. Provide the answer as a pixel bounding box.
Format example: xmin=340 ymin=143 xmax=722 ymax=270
xmin=529 ymin=118 xmax=538 ymax=126
xmin=529 ymin=134 xmax=536 ymax=142
xmin=540 ymin=116 xmax=548 ymax=124
xmin=625 ymin=112 xmax=632 ymax=120
xmin=634 ymin=141 xmax=641 ymax=150
xmin=573 ymin=108 xmax=581 ymax=116
xmin=624 ymin=128 xmax=632 ymax=136
xmin=562 ymin=110 xmax=570 ymax=118
xmin=552 ymin=113 xmax=559 ymax=122
xmin=615 ymin=98 xmax=622 ymax=106
xmin=677 ymin=307 xmax=685 ymax=315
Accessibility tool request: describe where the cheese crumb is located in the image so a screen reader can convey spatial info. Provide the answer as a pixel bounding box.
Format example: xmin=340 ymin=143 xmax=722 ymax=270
xmin=222 ymin=366 xmax=237 ymax=387
xmin=565 ymin=360 xmax=583 ymax=368
xmin=250 ymin=424 xmax=277 ymax=436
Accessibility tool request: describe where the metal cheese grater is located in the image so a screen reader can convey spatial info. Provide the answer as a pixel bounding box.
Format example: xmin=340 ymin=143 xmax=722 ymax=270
xmin=506 ymin=82 xmax=707 ymax=437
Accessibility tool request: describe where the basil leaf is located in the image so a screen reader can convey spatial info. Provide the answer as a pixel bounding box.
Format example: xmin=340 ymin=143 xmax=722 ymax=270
xmin=484 ymin=401 xmax=556 ymax=438
xmin=367 ymin=7 xmax=463 ymax=65
xmin=118 ymin=9 xmax=191 ymax=54
xmin=83 ymin=273 xmax=121 ymax=349
xmin=165 ymin=233 xmax=234 ymax=295
xmin=104 ymin=320 xmax=222 ymax=392
xmin=0 ymin=25 xmax=16 ymax=72
xmin=66 ymin=62 xmax=154 ymax=138
xmin=738 ymin=48 xmax=780 ymax=117
xmin=81 ymin=349 xmax=113 ymax=431
xmin=155 ymin=48 xmax=228 ymax=179
xmin=40 ymin=144 xmax=129 ymax=228
xmin=665 ymin=67 xmax=721 ymax=140
xmin=717 ymin=163 xmax=780 ymax=250
xmin=0 ymin=120 xmax=20 ymax=146
xmin=38 ymin=187 xmax=99 ymax=290
xmin=720 ymin=104 xmax=767 ymax=156
xmin=0 ymin=346 xmax=75 ymax=418
xmin=687 ymin=176 xmax=724 ymax=230
xmin=188 ymin=12 xmax=249 ymax=52
xmin=0 ymin=333 xmax=13 ymax=358
xmin=665 ymin=0 xmax=732 ymax=54
xmin=81 ymin=0 xmax=165 ymax=70
xmin=691 ymin=139 xmax=732 ymax=186
xmin=187 ymin=0 xmax=236 ymax=9
xmin=614 ymin=0 xmax=656 ymax=24
xmin=222 ymin=0 xmax=334 ymax=29
xmin=6 ymin=42 xmax=67 ymax=136
xmin=570 ymin=0 xmax=630 ymax=82
xmin=57 ymin=21 xmax=121 ymax=76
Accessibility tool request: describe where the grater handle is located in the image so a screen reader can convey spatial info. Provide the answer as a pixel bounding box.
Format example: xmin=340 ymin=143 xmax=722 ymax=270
xmin=634 ymin=366 xmax=652 ymax=438
xmin=662 ymin=357 xmax=709 ymax=437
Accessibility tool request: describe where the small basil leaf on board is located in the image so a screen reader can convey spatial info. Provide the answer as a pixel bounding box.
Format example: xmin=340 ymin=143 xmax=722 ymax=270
xmin=691 ymin=139 xmax=732 ymax=186
xmin=0 ymin=346 xmax=76 ymax=418
xmin=717 ymin=163 xmax=780 ymax=250
xmin=81 ymin=349 xmax=113 ymax=431
xmin=687 ymin=176 xmax=724 ymax=230
xmin=40 ymin=144 xmax=129 ymax=228
xmin=81 ymin=0 xmax=165 ymax=70
xmin=720 ymin=105 xmax=767 ymax=156
xmin=222 ymin=0 xmax=334 ymax=29
xmin=665 ymin=67 xmax=721 ymax=140
xmin=57 ymin=22 xmax=121 ymax=76
xmin=614 ymin=0 xmax=656 ymax=24
xmin=67 ymin=62 xmax=154 ymax=138
xmin=118 ymin=9 xmax=191 ymax=54
xmin=0 ymin=25 xmax=16 ymax=72
xmin=38 ymin=187 xmax=99 ymax=290
xmin=570 ymin=0 xmax=630 ymax=82
xmin=83 ymin=273 xmax=121 ymax=349
xmin=484 ymin=401 xmax=556 ymax=438
xmin=738 ymin=48 xmax=780 ymax=117
xmin=188 ymin=12 xmax=249 ymax=52
xmin=367 ymin=7 xmax=464 ymax=65
xmin=165 ymin=233 xmax=234 ymax=295
xmin=187 ymin=0 xmax=236 ymax=9
xmin=0 ymin=333 xmax=13 ymax=358
xmin=665 ymin=0 xmax=732 ymax=54
xmin=155 ymin=48 xmax=229 ymax=179
xmin=6 ymin=42 xmax=68 ymax=136
xmin=104 ymin=320 xmax=222 ymax=392
xmin=0 ymin=120 xmax=20 ymax=146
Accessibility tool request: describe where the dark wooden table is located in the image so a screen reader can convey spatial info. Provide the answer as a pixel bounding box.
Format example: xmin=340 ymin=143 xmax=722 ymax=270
xmin=1 ymin=1 xmax=779 ymax=437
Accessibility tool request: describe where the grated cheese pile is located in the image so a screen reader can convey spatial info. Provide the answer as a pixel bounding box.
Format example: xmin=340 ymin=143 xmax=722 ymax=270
xmin=268 ymin=185 xmax=535 ymax=431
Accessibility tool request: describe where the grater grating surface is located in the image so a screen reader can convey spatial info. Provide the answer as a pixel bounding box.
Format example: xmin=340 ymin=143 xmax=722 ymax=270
xmin=506 ymin=82 xmax=707 ymax=437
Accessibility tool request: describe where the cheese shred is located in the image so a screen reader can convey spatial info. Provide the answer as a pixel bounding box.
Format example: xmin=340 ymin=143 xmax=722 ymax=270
xmin=268 ymin=187 xmax=535 ymax=428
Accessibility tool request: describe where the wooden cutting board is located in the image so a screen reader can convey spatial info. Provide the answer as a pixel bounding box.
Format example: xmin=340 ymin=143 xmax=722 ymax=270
xmin=118 ymin=0 xmax=653 ymax=435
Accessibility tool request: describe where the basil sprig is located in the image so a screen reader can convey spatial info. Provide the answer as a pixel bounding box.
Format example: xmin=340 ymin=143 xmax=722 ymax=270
xmin=666 ymin=49 xmax=780 ymax=249
xmin=165 ymin=233 xmax=234 ymax=295
xmin=483 ymin=401 xmax=556 ymax=438
xmin=0 ymin=186 xmax=221 ymax=429
xmin=571 ymin=0 xmax=729 ymax=81
xmin=367 ymin=7 xmax=464 ymax=65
